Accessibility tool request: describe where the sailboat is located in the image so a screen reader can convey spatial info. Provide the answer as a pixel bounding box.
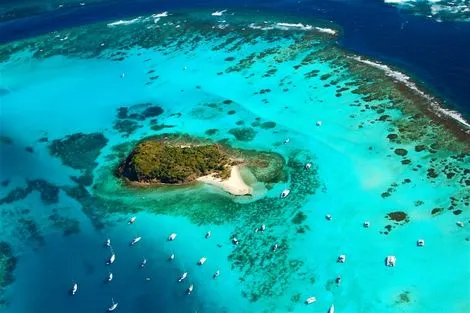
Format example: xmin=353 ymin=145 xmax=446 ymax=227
xmin=108 ymin=298 xmax=118 ymax=311
xmin=107 ymin=272 xmax=113 ymax=282
xmin=328 ymin=304 xmax=335 ymax=313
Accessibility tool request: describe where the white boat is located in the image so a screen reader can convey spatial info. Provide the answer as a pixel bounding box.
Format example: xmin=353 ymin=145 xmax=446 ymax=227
xmin=280 ymin=189 xmax=290 ymax=198
xmin=316 ymin=120 xmax=322 ymax=127
xmin=272 ymin=244 xmax=278 ymax=251
xmin=232 ymin=237 xmax=239 ymax=245
xmin=305 ymin=296 xmax=316 ymax=304
xmin=108 ymin=298 xmax=118 ymax=311
xmin=328 ymin=304 xmax=335 ymax=313
xmin=417 ymin=239 xmax=425 ymax=247
xmin=168 ymin=253 xmax=175 ymax=261
xmin=326 ymin=214 xmax=332 ymax=221
xmin=105 ymin=238 xmax=111 ymax=247
xmin=168 ymin=233 xmax=177 ymax=241
xmin=386 ymin=255 xmax=396 ymax=267
xmin=335 ymin=276 xmax=342 ymax=284
xmin=130 ymin=236 xmax=142 ymax=245
xmin=283 ymin=138 xmax=290 ymax=144
xmin=260 ymin=224 xmax=266 ymax=232
xmin=363 ymin=221 xmax=370 ymax=228
xmin=456 ymin=221 xmax=464 ymax=227
xmin=178 ymin=272 xmax=188 ymax=282
xmin=187 ymin=284 xmax=194 ymax=295
xmin=128 ymin=216 xmax=136 ymax=224
xmin=337 ymin=254 xmax=346 ymax=263
xmin=71 ymin=283 xmax=78 ymax=295
xmin=305 ymin=162 xmax=312 ymax=170
xmin=140 ymin=258 xmax=147 ymax=268
xmin=107 ymin=253 xmax=116 ymax=264
xmin=213 ymin=270 xmax=220 ymax=279
xmin=205 ymin=231 xmax=211 ymax=239
xmin=198 ymin=257 xmax=207 ymax=265
xmin=108 ymin=273 xmax=113 ymax=282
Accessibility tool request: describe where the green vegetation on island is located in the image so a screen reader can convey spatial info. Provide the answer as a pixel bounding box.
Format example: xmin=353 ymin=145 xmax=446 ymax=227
xmin=118 ymin=139 xmax=232 ymax=184
xmin=116 ymin=134 xmax=287 ymax=186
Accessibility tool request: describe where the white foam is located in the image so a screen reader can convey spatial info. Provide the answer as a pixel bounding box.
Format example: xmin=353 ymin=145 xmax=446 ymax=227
xmin=352 ymin=56 xmax=470 ymax=130
xmin=107 ymin=17 xmax=142 ymax=27
xmin=248 ymin=22 xmax=336 ymax=35
xmin=211 ymin=10 xmax=227 ymax=16
xmin=152 ymin=11 xmax=169 ymax=18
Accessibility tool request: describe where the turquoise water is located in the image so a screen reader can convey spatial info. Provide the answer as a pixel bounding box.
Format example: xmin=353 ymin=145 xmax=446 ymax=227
xmin=0 ymin=9 xmax=469 ymax=313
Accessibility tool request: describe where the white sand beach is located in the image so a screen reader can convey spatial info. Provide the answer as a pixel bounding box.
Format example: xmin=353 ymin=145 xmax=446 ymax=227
xmin=197 ymin=166 xmax=253 ymax=196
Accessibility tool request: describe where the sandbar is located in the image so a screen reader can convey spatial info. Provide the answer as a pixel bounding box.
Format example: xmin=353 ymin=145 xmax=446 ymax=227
xmin=197 ymin=165 xmax=253 ymax=196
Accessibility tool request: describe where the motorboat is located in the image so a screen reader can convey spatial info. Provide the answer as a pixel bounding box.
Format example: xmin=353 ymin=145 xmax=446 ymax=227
xmin=187 ymin=284 xmax=194 ymax=295
xmin=283 ymin=138 xmax=290 ymax=144
xmin=456 ymin=221 xmax=464 ymax=227
xmin=363 ymin=221 xmax=370 ymax=228
xmin=108 ymin=298 xmax=118 ymax=311
xmin=326 ymin=214 xmax=332 ymax=221
xmin=71 ymin=283 xmax=78 ymax=295
xmin=178 ymin=272 xmax=188 ymax=282
xmin=260 ymin=224 xmax=266 ymax=232
xmin=280 ymin=189 xmax=290 ymax=198
xmin=213 ymin=270 xmax=220 ymax=279
xmin=316 ymin=120 xmax=322 ymax=127
xmin=108 ymin=273 xmax=113 ymax=282
xmin=107 ymin=253 xmax=116 ymax=265
xmin=205 ymin=231 xmax=211 ymax=239
xmin=130 ymin=236 xmax=142 ymax=246
xmin=272 ymin=244 xmax=278 ymax=251
xmin=128 ymin=216 xmax=136 ymax=224
xmin=305 ymin=162 xmax=312 ymax=170
xmin=140 ymin=258 xmax=147 ymax=268
xmin=386 ymin=255 xmax=396 ymax=267
xmin=105 ymin=238 xmax=111 ymax=247
xmin=337 ymin=254 xmax=346 ymax=263
xmin=198 ymin=257 xmax=207 ymax=265
xmin=328 ymin=304 xmax=335 ymax=313
xmin=232 ymin=237 xmax=239 ymax=245
xmin=417 ymin=239 xmax=425 ymax=247
xmin=168 ymin=253 xmax=175 ymax=261
xmin=305 ymin=296 xmax=316 ymax=304
xmin=168 ymin=233 xmax=177 ymax=241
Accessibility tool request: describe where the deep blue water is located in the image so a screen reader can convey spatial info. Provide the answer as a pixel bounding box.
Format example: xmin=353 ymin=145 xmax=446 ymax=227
xmin=0 ymin=0 xmax=469 ymax=118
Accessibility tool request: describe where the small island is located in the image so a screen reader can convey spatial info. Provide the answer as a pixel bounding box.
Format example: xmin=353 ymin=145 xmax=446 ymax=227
xmin=117 ymin=135 xmax=285 ymax=195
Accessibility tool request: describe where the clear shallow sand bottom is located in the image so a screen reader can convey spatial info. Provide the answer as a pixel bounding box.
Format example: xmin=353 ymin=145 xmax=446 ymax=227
xmin=0 ymin=10 xmax=469 ymax=313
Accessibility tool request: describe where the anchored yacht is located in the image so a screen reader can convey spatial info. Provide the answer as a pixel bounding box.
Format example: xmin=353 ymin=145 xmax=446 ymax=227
xmin=328 ymin=304 xmax=335 ymax=313
xmin=108 ymin=273 xmax=113 ymax=282
xmin=305 ymin=162 xmax=312 ymax=170
xmin=280 ymin=189 xmax=290 ymax=198
xmin=337 ymin=254 xmax=346 ymax=263
xmin=169 ymin=253 xmax=175 ymax=261
xmin=168 ymin=233 xmax=177 ymax=241
xmin=213 ymin=270 xmax=220 ymax=279
xmin=205 ymin=231 xmax=211 ymax=239
xmin=386 ymin=255 xmax=396 ymax=267
xmin=187 ymin=284 xmax=194 ymax=295
xmin=128 ymin=216 xmax=136 ymax=224
xmin=198 ymin=257 xmax=207 ymax=265
xmin=108 ymin=298 xmax=118 ymax=311
xmin=178 ymin=272 xmax=188 ymax=282
xmin=417 ymin=239 xmax=425 ymax=247
xmin=305 ymin=296 xmax=316 ymax=304
xmin=140 ymin=258 xmax=147 ymax=268
xmin=71 ymin=283 xmax=78 ymax=295
xmin=130 ymin=236 xmax=142 ymax=246
xmin=105 ymin=238 xmax=111 ymax=247
xmin=107 ymin=253 xmax=116 ymax=265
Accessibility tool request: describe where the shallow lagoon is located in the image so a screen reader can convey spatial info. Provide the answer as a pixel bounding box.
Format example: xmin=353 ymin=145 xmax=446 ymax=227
xmin=0 ymin=9 xmax=469 ymax=313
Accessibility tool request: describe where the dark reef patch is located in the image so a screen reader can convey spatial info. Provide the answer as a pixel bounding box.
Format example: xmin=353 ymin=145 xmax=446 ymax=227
xmin=0 ymin=242 xmax=17 ymax=289
xmin=205 ymin=129 xmax=219 ymax=136
xmin=394 ymin=148 xmax=408 ymax=156
xmin=113 ymin=119 xmax=141 ymax=137
xmin=292 ymin=211 xmax=307 ymax=224
xmin=228 ymin=127 xmax=257 ymax=141
xmin=150 ymin=124 xmax=175 ymax=132
xmin=0 ymin=179 xmax=59 ymax=205
xmin=386 ymin=211 xmax=408 ymax=222
xmin=260 ymin=121 xmax=276 ymax=129
xmin=48 ymin=210 xmax=80 ymax=236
